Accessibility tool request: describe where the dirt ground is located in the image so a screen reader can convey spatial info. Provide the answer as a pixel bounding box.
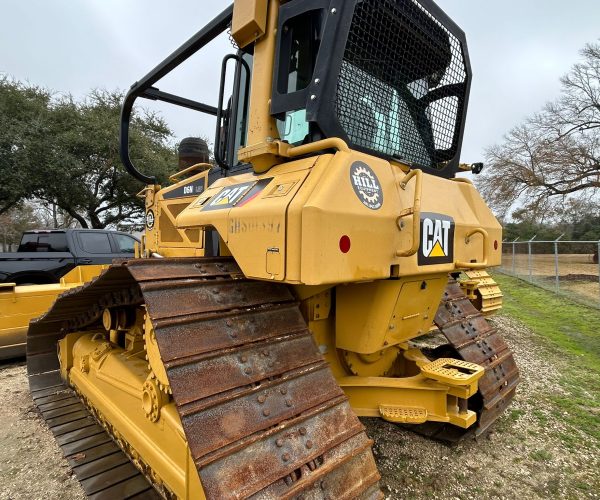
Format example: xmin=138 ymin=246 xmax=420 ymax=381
xmin=500 ymin=253 xmax=600 ymax=305
xmin=0 ymin=314 xmax=598 ymax=499
xmin=0 ymin=360 xmax=85 ymax=500
xmin=501 ymin=253 xmax=598 ymax=277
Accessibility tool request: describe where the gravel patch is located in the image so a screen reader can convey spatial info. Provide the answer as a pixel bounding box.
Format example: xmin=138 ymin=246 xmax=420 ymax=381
xmin=0 ymin=360 xmax=84 ymax=500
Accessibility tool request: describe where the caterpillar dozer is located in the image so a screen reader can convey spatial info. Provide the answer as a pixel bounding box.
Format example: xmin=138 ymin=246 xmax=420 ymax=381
xmin=27 ymin=0 xmax=519 ymax=498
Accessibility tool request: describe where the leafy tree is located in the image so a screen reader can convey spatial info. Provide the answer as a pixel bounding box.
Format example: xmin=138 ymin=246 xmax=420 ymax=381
xmin=0 ymin=79 xmax=178 ymax=228
xmin=479 ymin=43 xmax=600 ymax=220
xmin=0 ymin=77 xmax=52 ymax=214
xmin=501 ymin=199 xmax=600 ymax=243
xmin=38 ymin=89 xmax=177 ymax=228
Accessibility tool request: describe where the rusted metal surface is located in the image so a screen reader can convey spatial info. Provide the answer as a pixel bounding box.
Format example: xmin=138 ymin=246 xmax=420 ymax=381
xmin=179 ymin=364 xmax=341 ymax=455
xmin=424 ymin=279 xmax=520 ymax=440
xmin=27 ymin=257 xmax=382 ymax=499
xmin=152 ymin=304 xmax=307 ymax=359
xmin=251 ymin=432 xmax=383 ymax=500
xmin=166 ymin=334 xmax=324 ymax=403
xmin=139 ymin=259 xmax=381 ymax=498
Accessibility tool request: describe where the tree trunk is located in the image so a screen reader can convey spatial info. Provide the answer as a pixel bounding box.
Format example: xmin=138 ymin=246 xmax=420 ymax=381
xmin=52 ymin=203 xmax=58 ymax=229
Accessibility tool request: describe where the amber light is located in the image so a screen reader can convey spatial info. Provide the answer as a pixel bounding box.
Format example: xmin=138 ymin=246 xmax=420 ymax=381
xmin=339 ymin=235 xmax=351 ymax=253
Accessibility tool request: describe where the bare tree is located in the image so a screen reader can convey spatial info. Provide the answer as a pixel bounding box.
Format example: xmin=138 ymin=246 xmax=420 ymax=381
xmin=31 ymin=199 xmax=78 ymax=229
xmin=479 ymin=42 xmax=600 ymax=220
xmin=0 ymin=204 xmax=42 ymax=251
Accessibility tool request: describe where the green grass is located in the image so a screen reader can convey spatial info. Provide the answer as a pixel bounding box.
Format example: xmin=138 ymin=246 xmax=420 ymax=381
xmin=529 ymin=449 xmax=553 ymax=462
xmin=494 ymin=273 xmax=600 ymax=364
xmin=493 ymin=273 xmax=600 ymax=442
xmin=532 ymin=409 xmax=549 ymax=425
xmin=508 ymin=408 xmax=525 ymax=422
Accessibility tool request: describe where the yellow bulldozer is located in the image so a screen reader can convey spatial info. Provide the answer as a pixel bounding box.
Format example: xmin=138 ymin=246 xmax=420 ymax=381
xmin=26 ymin=0 xmax=519 ymax=498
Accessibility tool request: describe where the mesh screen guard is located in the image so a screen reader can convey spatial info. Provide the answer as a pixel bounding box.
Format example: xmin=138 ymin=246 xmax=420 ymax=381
xmin=337 ymin=0 xmax=468 ymax=169
xmin=272 ymin=0 xmax=471 ymax=177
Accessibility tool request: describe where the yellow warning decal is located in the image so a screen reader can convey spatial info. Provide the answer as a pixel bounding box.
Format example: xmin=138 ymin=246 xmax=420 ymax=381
xmin=429 ymin=241 xmax=446 ymax=258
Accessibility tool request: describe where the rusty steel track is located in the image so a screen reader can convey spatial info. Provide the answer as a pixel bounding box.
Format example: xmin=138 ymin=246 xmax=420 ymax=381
xmin=418 ymin=279 xmax=520 ymax=441
xmin=27 ymin=257 xmax=382 ymax=499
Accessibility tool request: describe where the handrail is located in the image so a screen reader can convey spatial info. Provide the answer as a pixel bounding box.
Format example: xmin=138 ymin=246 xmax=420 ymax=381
xmin=451 ymin=177 xmax=473 ymax=185
xmin=278 ymin=137 xmax=350 ymax=158
xmin=120 ymin=6 xmax=233 ymax=185
xmin=508 ymin=239 xmax=600 ymax=244
xmin=136 ymin=186 xmax=153 ymax=199
xmin=395 ymin=169 xmax=423 ymax=257
xmin=214 ymin=54 xmax=252 ymax=170
xmin=168 ymin=163 xmax=212 ymax=183
xmin=455 ymin=228 xmax=488 ymax=269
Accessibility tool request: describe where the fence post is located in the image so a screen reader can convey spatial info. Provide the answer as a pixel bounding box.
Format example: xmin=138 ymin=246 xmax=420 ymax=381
xmin=554 ymin=233 xmax=564 ymax=293
xmin=528 ymin=235 xmax=537 ymax=283
xmin=512 ymin=237 xmax=519 ymax=276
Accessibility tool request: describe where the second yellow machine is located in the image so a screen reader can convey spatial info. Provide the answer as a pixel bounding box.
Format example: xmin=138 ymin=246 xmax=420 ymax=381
xmin=28 ymin=0 xmax=519 ymax=498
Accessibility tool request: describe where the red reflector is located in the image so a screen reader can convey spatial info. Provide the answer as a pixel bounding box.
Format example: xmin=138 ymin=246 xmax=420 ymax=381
xmin=494 ymin=240 xmax=498 ymax=250
xmin=339 ymin=235 xmax=351 ymax=254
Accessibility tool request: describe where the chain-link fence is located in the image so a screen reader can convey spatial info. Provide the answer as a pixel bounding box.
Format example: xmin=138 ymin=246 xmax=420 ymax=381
xmin=498 ymin=239 xmax=600 ymax=309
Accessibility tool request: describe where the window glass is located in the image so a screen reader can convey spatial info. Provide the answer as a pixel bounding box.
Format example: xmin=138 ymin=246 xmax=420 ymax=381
xmin=278 ymin=109 xmax=308 ymax=145
xmin=334 ymin=0 xmax=468 ymax=169
xmin=114 ymin=234 xmax=136 ymax=254
xmin=232 ymin=52 xmax=253 ymax=164
xmin=18 ymin=233 xmax=68 ymax=252
xmin=79 ymin=232 xmax=112 ymax=254
xmin=337 ymin=63 xmax=432 ymax=164
xmin=275 ymin=10 xmax=323 ymax=146
xmin=18 ymin=234 xmax=38 ymax=252
xmin=285 ymin=11 xmax=321 ymax=93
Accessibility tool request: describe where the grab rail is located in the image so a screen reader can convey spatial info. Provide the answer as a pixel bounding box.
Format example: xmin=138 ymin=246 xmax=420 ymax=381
xmin=455 ymin=228 xmax=489 ymax=269
xmin=168 ymin=163 xmax=212 ymax=183
xmin=120 ymin=6 xmax=233 ymax=184
xmin=396 ymin=169 xmax=423 ymax=257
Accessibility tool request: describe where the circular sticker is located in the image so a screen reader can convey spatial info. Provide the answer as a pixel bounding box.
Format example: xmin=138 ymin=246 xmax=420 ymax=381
xmin=146 ymin=210 xmax=155 ymax=230
xmin=350 ymin=162 xmax=383 ymax=210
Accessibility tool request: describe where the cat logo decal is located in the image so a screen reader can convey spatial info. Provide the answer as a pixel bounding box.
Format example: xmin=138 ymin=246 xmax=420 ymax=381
xmin=418 ymin=213 xmax=454 ymax=265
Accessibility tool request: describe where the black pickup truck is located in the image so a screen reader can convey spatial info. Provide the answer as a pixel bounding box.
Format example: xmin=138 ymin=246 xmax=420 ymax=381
xmin=0 ymin=229 xmax=139 ymax=284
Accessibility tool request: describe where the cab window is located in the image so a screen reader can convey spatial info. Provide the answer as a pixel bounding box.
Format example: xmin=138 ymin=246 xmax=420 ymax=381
xmin=114 ymin=234 xmax=136 ymax=254
xmin=79 ymin=232 xmax=112 ymax=254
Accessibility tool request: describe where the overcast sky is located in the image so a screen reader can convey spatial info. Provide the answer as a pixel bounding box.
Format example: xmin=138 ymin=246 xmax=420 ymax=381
xmin=1 ymin=0 xmax=599 ymax=164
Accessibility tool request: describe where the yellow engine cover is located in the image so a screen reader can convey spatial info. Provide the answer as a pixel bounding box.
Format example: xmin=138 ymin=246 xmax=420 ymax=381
xmin=176 ymin=150 xmax=501 ymax=286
